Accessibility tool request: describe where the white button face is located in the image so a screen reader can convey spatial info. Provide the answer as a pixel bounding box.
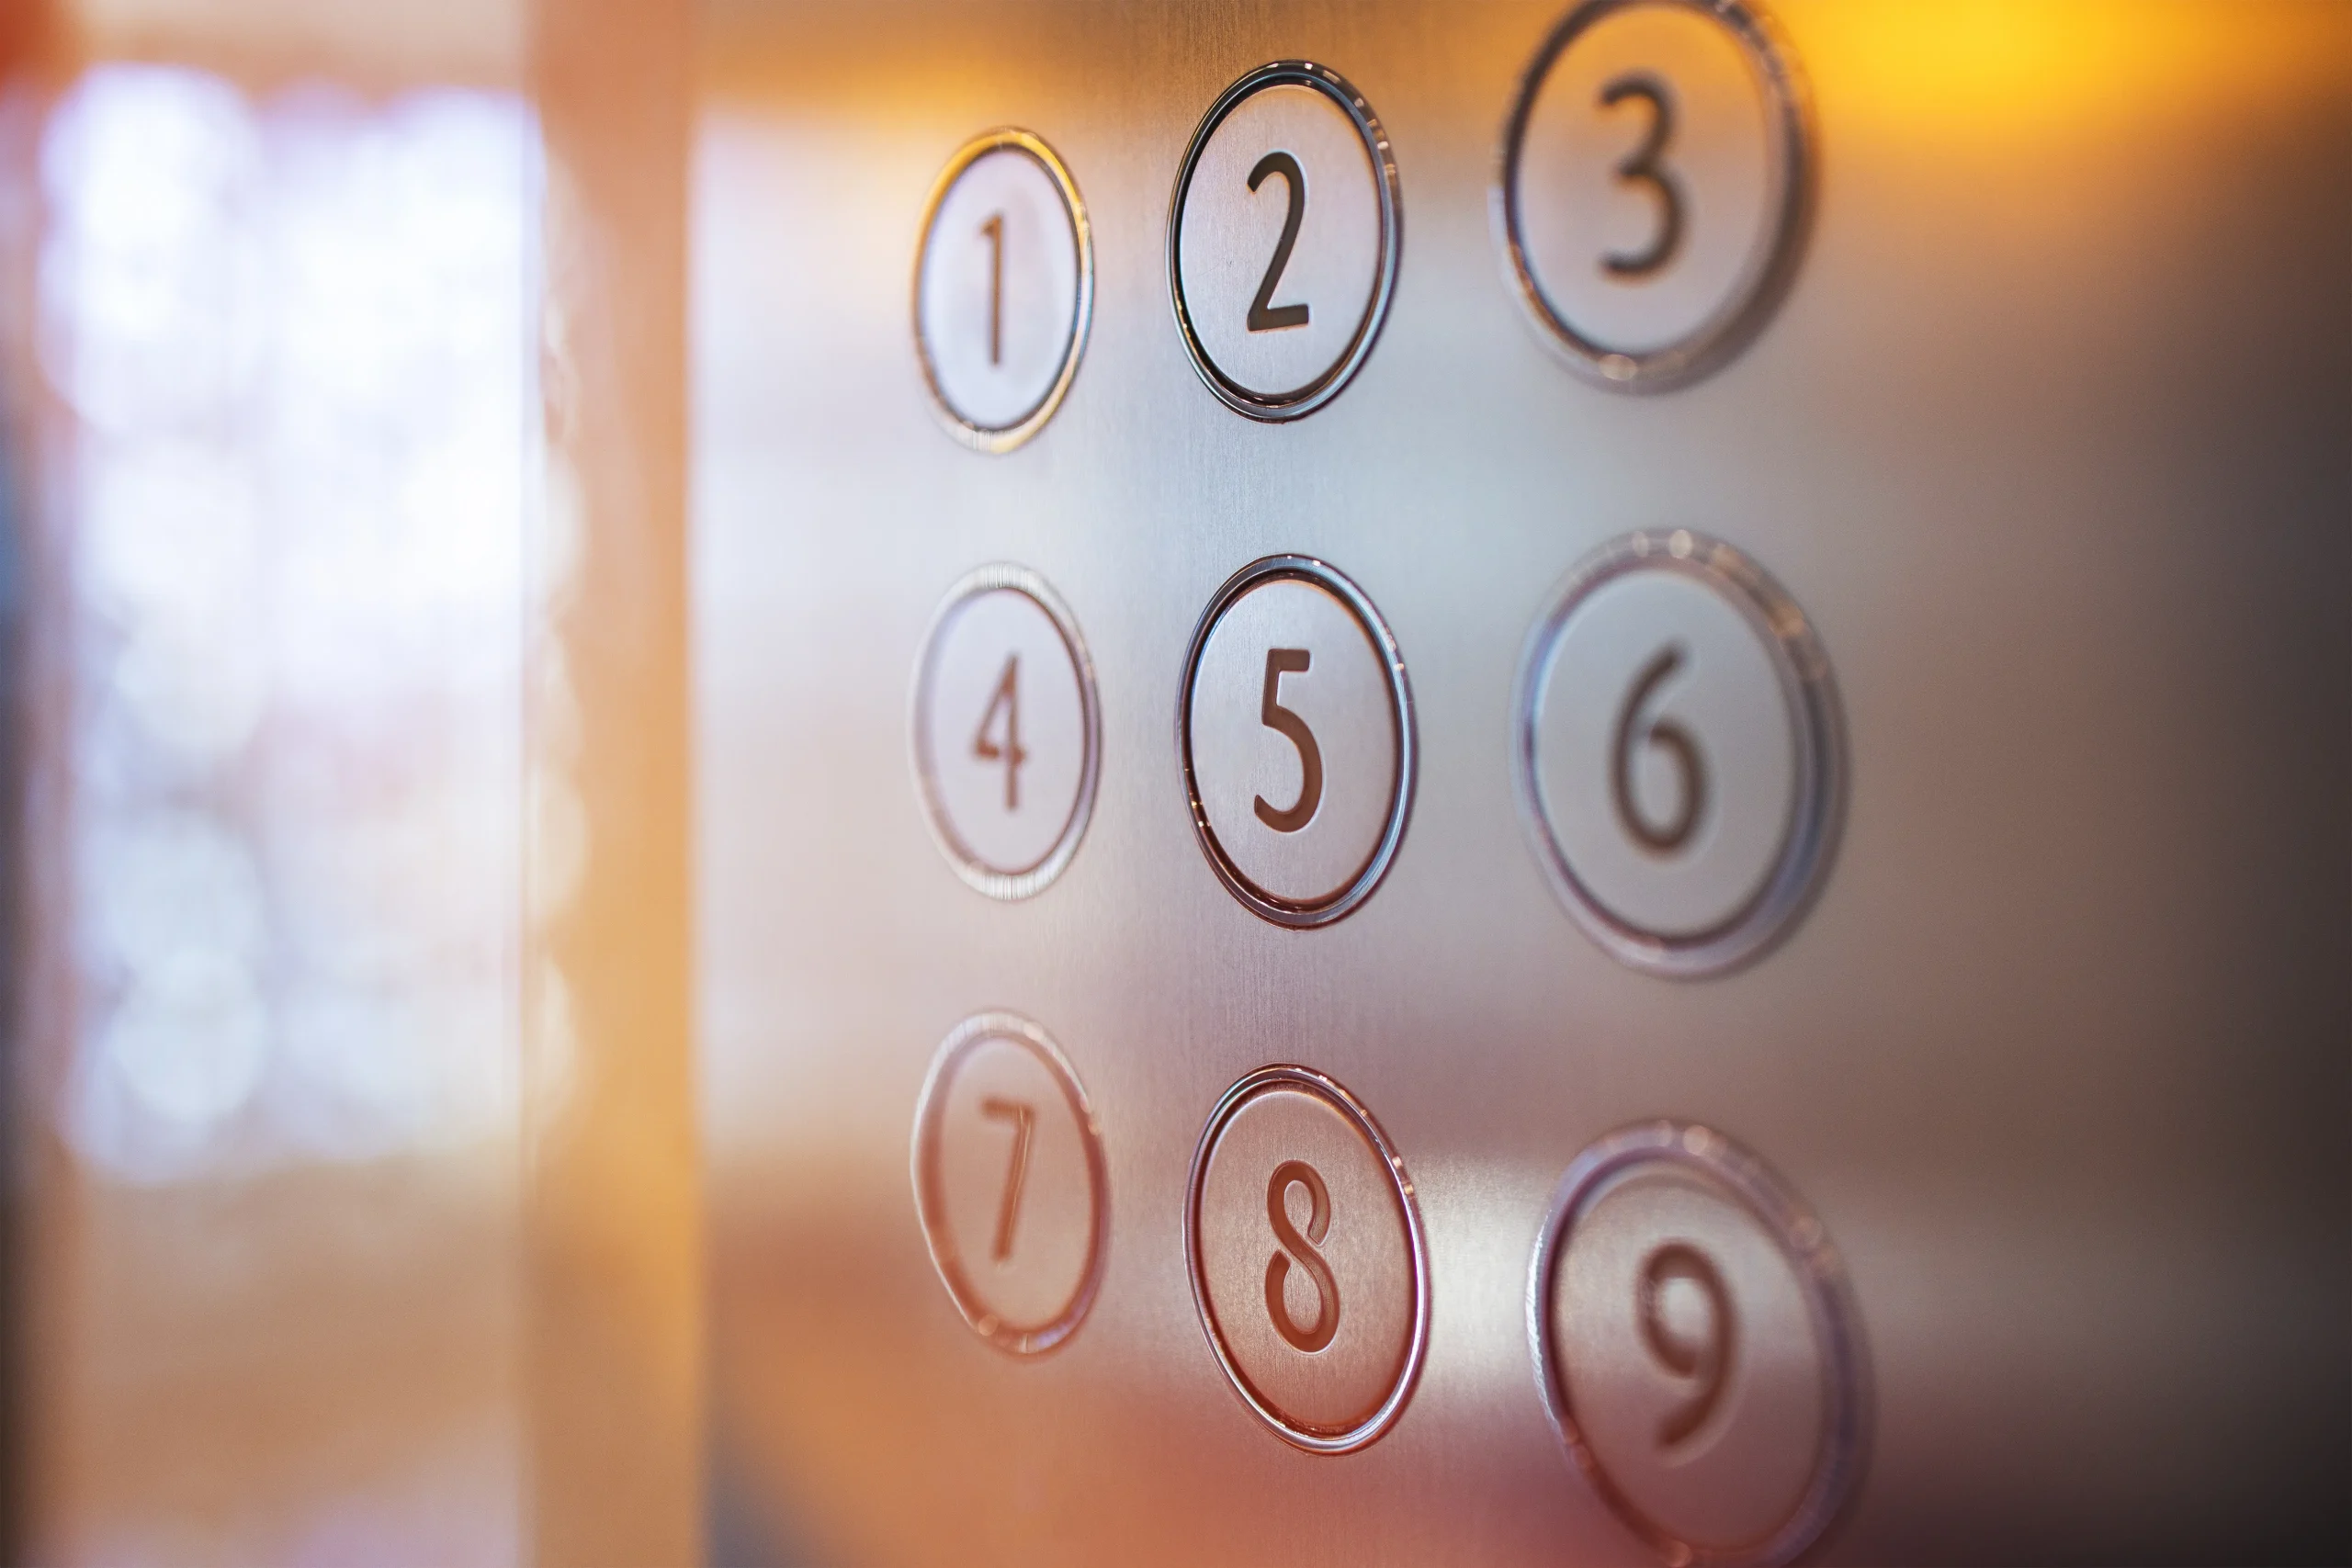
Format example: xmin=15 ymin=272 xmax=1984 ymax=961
xmin=1534 ymin=1124 xmax=1865 ymax=1562
xmin=1187 ymin=1066 xmax=1428 ymax=1452
xmin=1519 ymin=533 xmax=1838 ymax=975
xmin=1502 ymin=0 xmax=1808 ymax=387
xmin=1181 ymin=559 xmax=1412 ymax=926
xmin=915 ymin=132 xmax=1091 ymax=448
xmin=913 ymin=568 xmax=1099 ymax=899
xmin=912 ymin=1014 xmax=1109 ymax=1356
xmin=1171 ymin=64 xmax=1399 ymax=419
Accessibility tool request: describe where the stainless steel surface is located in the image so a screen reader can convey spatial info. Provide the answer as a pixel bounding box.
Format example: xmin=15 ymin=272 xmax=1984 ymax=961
xmin=1532 ymin=1121 xmax=1865 ymax=1566
xmin=1517 ymin=529 xmax=1843 ymax=976
xmin=695 ymin=0 xmax=2351 ymax=1561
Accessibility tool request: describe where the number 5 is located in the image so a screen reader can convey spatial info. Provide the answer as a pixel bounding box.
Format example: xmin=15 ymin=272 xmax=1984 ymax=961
xmin=1255 ymin=649 xmax=1323 ymax=833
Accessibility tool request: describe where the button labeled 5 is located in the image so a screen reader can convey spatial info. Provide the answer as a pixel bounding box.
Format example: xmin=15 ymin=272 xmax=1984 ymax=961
xmin=1500 ymin=0 xmax=1810 ymax=389
xmin=1515 ymin=531 xmax=1841 ymax=976
xmin=1170 ymin=62 xmax=1402 ymax=420
xmin=1181 ymin=557 xmax=1414 ymax=927
xmin=912 ymin=566 xmax=1100 ymax=899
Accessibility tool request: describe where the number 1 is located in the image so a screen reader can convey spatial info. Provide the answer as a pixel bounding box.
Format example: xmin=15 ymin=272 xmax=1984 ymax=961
xmin=973 ymin=652 xmax=1027 ymax=811
xmin=980 ymin=211 xmax=1004 ymax=365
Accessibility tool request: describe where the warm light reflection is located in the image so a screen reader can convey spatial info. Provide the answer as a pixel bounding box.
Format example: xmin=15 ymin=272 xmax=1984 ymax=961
xmin=40 ymin=63 xmax=537 ymax=1183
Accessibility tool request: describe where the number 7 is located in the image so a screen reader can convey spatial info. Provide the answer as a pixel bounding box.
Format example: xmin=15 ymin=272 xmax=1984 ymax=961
xmin=979 ymin=1096 xmax=1035 ymax=1262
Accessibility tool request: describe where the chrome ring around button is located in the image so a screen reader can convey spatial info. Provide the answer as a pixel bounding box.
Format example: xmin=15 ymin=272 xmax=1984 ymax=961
xmin=1178 ymin=556 xmax=1416 ymax=928
xmin=911 ymin=564 xmax=1102 ymax=900
xmin=1169 ymin=62 xmax=1403 ymax=422
xmin=1512 ymin=530 xmax=1843 ymax=977
xmin=911 ymin=1012 xmax=1111 ymax=1357
xmin=913 ymin=129 xmax=1093 ymax=452
xmin=1527 ymin=1121 xmax=1869 ymax=1565
xmin=1186 ymin=1065 xmax=1430 ymax=1454
xmin=1496 ymin=0 xmax=1813 ymax=391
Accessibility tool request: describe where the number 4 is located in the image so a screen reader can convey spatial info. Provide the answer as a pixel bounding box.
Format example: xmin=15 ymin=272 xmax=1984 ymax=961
xmin=974 ymin=652 xmax=1027 ymax=811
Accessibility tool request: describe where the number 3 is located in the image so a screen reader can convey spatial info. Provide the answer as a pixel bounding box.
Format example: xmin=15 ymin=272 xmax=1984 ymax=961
xmin=1600 ymin=72 xmax=1683 ymax=278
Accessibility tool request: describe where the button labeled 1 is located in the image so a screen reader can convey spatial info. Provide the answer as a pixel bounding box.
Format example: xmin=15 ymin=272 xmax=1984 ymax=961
xmin=912 ymin=1013 xmax=1109 ymax=1356
xmin=1531 ymin=1122 xmax=1867 ymax=1564
xmin=912 ymin=566 xmax=1100 ymax=899
xmin=1181 ymin=557 xmax=1414 ymax=927
xmin=1170 ymin=62 xmax=1401 ymax=420
xmin=915 ymin=130 xmax=1092 ymax=450
xmin=1187 ymin=1066 xmax=1429 ymax=1452
xmin=1515 ymin=531 xmax=1840 ymax=976
xmin=1500 ymin=0 xmax=1810 ymax=388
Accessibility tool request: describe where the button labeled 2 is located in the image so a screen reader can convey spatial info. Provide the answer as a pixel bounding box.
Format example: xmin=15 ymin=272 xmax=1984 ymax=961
xmin=915 ymin=130 xmax=1092 ymax=450
xmin=912 ymin=565 xmax=1100 ymax=899
xmin=1515 ymin=531 xmax=1840 ymax=976
xmin=912 ymin=1013 xmax=1109 ymax=1356
xmin=1181 ymin=557 xmax=1414 ymax=927
xmin=1187 ymin=1066 xmax=1429 ymax=1452
xmin=1500 ymin=0 xmax=1811 ymax=389
xmin=1531 ymin=1122 xmax=1867 ymax=1563
xmin=1170 ymin=62 xmax=1402 ymax=420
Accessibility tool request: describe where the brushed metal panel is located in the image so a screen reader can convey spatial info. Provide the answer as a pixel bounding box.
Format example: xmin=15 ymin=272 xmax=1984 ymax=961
xmin=693 ymin=3 xmax=2351 ymax=1562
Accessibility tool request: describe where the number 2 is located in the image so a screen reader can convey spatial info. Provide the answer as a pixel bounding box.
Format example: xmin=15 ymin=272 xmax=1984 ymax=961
xmin=973 ymin=652 xmax=1027 ymax=811
xmin=1254 ymin=649 xmax=1323 ymax=833
xmin=1600 ymin=72 xmax=1683 ymax=278
xmin=1246 ymin=151 xmax=1311 ymax=333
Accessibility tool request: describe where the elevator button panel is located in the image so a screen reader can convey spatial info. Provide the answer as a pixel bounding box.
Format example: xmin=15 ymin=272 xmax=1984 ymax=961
xmin=912 ymin=565 xmax=1102 ymax=899
xmin=1532 ymin=1122 xmax=1865 ymax=1564
xmin=1516 ymin=531 xmax=1841 ymax=976
xmin=1180 ymin=556 xmax=1415 ymax=926
xmin=911 ymin=1013 xmax=1111 ymax=1356
xmin=915 ymin=130 xmax=1093 ymax=450
xmin=1170 ymin=62 xmax=1402 ymax=420
xmin=1186 ymin=1066 xmax=1430 ymax=1453
xmin=1500 ymin=0 xmax=1811 ymax=389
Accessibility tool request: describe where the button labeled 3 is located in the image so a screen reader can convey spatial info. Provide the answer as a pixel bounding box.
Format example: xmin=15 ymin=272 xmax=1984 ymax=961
xmin=912 ymin=1013 xmax=1109 ymax=1356
xmin=913 ymin=565 xmax=1101 ymax=899
xmin=1188 ymin=1066 xmax=1429 ymax=1452
xmin=915 ymin=130 xmax=1092 ymax=450
xmin=1170 ymin=62 xmax=1402 ymax=420
xmin=1500 ymin=0 xmax=1810 ymax=389
xmin=1531 ymin=1122 xmax=1867 ymax=1564
xmin=1516 ymin=531 xmax=1840 ymax=976
xmin=1182 ymin=557 xmax=1414 ymax=927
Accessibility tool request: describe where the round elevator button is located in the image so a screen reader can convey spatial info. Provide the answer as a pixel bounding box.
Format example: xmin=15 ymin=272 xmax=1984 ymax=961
xmin=912 ymin=565 xmax=1101 ymax=899
xmin=1531 ymin=1122 xmax=1867 ymax=1565
xmin=1170 ymin=62 xmax=1401 ymax=420
xmin=1500 ymin=0 xmax=1810 ymax=389
xmin=1180 ymin=557 xmax=1414 ymax=927
xmin=915 ymin=130 xmax=1092 ymax=450
xmin=911 ymin=1013 xmax=1109 ymax=1356
xmin=1515 ymin=531 xmax=1841 ymax=976
xmin=1187 ymin=1066 xmax=1429 ymax=1452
